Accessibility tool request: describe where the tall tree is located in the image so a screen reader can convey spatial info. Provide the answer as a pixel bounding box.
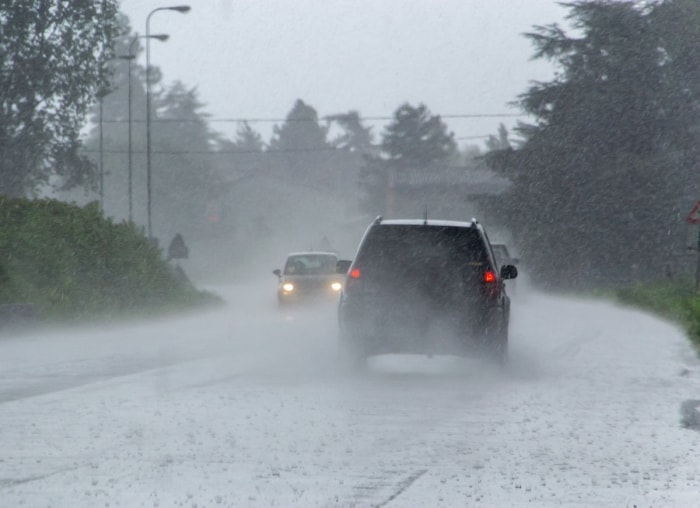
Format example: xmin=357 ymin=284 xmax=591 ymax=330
xmin=484 ymin=0 xmax=700 ymax=288
xmin=0 ymin=0 xmax=120 ymax=196
xmin=649 ymin=0 xmax=700 ymax=167
xmin=231 ymin=122 xmax=265 ymax=153
xmin=325 ymin=111 xmax=375 ymax=204
xmin=327 ymin=111 xmax=374 ymax=153
xmin=213 ymin=122 xmax=266 ymax=178
xmin=269 ymin=99 xmax=329 ymax=154
xmin=83 ymin=30 xmax=225 ymax=250
xmin=485 ymin=124 xmax=511 ymax=152
xmin=149 ymin=81 xmax=226 ymax=245
xmin=268 ymin=99 xmax=334 ymax=190
xmin=359 ymin=103 xmax=456 ymax=215
xmin=381 ymin=103 xmax=456 ymax=166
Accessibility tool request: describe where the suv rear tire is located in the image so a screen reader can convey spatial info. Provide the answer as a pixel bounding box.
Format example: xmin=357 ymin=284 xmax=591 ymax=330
xmin=477 ymin=310 xmax=508 ymax=366
xmin=339 ymin=330 xmax=367 ymax=371
xmin=488 ymin=320 xmax=509 ymax=366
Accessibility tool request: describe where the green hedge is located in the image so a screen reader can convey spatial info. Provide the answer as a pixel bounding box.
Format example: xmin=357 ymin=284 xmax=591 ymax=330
xmin=616 ymin=280 xmax=700 ymax=352
xmin=0 ymin=197 xmax=220 ymax=322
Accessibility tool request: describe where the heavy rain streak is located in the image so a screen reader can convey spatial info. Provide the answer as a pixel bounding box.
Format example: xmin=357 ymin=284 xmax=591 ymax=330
xmin=1 ymin=1 xmax=700 ymax=507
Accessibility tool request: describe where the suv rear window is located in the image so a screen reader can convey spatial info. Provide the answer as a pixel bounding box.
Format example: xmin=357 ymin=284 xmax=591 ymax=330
xmin=354 ymin=225 xmax=489 ymax=278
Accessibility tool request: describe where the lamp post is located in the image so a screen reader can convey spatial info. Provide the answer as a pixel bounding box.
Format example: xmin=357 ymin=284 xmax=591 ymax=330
xmin=99 ymin=93 xmax=104 ymax=209
xmin=96 ymin=85 xmax=110 ymax=211
xmin=120 ymin=34 xmax=168 ymax=224
xmin=146 ymin=5 xmax=191 ymax=239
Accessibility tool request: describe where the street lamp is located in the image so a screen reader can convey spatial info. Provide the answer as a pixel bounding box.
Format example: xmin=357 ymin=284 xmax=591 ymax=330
xmin=146 ymin=5 xmax=191 ymax=239
xmin=119 ymin=33 xmax=168 ymax=223
xmin=96 ymin=85 xmax=111 ymax=211
xmin=98 ymin=90 xmax=105 ymax=210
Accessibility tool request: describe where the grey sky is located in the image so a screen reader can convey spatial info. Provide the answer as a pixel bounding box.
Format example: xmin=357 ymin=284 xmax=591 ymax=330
xmin=118 ymin=0 xmax=569 ymax=147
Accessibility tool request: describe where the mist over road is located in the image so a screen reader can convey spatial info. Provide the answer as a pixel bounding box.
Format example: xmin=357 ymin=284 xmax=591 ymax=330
xmin=1 ymin=281 xmax=699 ymax=507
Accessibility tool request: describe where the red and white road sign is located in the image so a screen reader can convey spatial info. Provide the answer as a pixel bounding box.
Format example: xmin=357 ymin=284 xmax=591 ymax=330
xmin=686 ymin=201 xmax=700 ymax=224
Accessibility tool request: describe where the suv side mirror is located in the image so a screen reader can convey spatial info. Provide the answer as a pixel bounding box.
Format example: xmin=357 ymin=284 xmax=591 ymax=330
xmin=273 ymin=269 xmax=281 ymax=278
xmin=336 ymin=259 xmax=352 ymax=274
xmin=501 ymin=265 xmax=518 ymax=280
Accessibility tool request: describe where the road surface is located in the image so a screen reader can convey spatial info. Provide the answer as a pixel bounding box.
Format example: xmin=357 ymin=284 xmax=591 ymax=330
xmin=1 ymin=281 xmax=699 ymax=507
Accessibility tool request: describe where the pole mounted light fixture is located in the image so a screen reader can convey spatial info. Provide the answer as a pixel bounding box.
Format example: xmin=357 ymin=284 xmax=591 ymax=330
xmin=168 ymin=5 xmax=191 ymax=13
xmin=146 ymin=5 xmax=191 ymax=239
xmin=119 ymin=33 xmax=168 ymax=224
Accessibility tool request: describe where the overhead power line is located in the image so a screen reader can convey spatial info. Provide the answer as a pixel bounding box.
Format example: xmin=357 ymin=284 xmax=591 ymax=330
xmin=84 ymin=145 xmax=424 ymax=155
xmin=455 ymin=135 xmax=492 ymax=140
xmin=100 ymin=112 xmax=526 ymax=124
xmin=84 ymin=147 xmax=359 ymax=155
xmin=83 ymin=135 xmax=496 ymax=156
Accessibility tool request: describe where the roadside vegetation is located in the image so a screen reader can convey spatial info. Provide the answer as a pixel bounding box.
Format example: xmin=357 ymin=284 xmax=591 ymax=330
xmin=0 ymin=197 xmax=221 ymax=325
xmin=482 ymin=1 xmax=700 ymax=289
xmin=615 ymin=279 xmax=700 ymax=353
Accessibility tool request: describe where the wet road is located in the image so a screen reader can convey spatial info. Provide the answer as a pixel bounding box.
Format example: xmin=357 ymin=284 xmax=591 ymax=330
xmin=1 ymin=282 xmax=699 ymax=507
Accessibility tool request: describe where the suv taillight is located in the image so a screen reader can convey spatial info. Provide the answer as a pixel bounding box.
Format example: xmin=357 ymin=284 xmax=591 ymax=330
xmin=481 ymin=270 xmax=499 ymax=299
xmin=344 ymin=267 xmax=362 ymax=294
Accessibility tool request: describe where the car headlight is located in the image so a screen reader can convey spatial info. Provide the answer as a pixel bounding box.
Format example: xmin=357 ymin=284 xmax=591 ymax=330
xmin=330 ymin=282 xmax=342 ymax=291
xmin=282 ymin=282 xmax=295 ymax=292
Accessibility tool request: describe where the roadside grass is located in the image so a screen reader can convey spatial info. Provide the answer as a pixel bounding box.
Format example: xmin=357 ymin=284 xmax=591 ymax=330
xmin=614 ymin=279 xmax=700 ymax=353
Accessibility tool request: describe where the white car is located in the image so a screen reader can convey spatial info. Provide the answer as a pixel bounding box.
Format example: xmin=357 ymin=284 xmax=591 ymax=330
xmin=273 ymin=251 xmax=344 ymax=306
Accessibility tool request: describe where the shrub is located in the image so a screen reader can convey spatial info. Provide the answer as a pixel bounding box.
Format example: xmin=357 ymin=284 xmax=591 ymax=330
xmin=0 ymin=197 xmax=220 ymax=322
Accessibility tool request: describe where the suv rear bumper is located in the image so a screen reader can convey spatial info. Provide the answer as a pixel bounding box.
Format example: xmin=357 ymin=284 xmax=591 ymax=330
xmin=339 ymin=296 xmax=505 ymax=356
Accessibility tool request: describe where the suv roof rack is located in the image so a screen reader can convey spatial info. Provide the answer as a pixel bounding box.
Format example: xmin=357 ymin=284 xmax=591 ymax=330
xmin=373 ymin=215 xmax=383 ymax=225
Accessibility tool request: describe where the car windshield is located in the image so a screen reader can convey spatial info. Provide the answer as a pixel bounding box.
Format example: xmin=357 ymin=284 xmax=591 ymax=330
xmin=284 ymin=254 xmax=338 ymax=275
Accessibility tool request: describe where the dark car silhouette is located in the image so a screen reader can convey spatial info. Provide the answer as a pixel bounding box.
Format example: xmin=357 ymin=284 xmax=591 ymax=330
xmin=338 ymin=217 xmax=517 ymax=366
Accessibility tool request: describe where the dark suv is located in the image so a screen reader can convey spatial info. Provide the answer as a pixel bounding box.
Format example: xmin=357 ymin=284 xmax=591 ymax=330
xmin=337 ymin=217 xmax=517 ymax=365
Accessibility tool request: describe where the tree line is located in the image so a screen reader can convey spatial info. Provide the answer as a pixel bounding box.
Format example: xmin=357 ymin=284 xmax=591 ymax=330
xmin=484 ymin=0 xmax=700 ymax=288
xmin=3 ymin=0 xmax=699 ymax=288
xmin=56 ymin=8 xmax=466 ymax=268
